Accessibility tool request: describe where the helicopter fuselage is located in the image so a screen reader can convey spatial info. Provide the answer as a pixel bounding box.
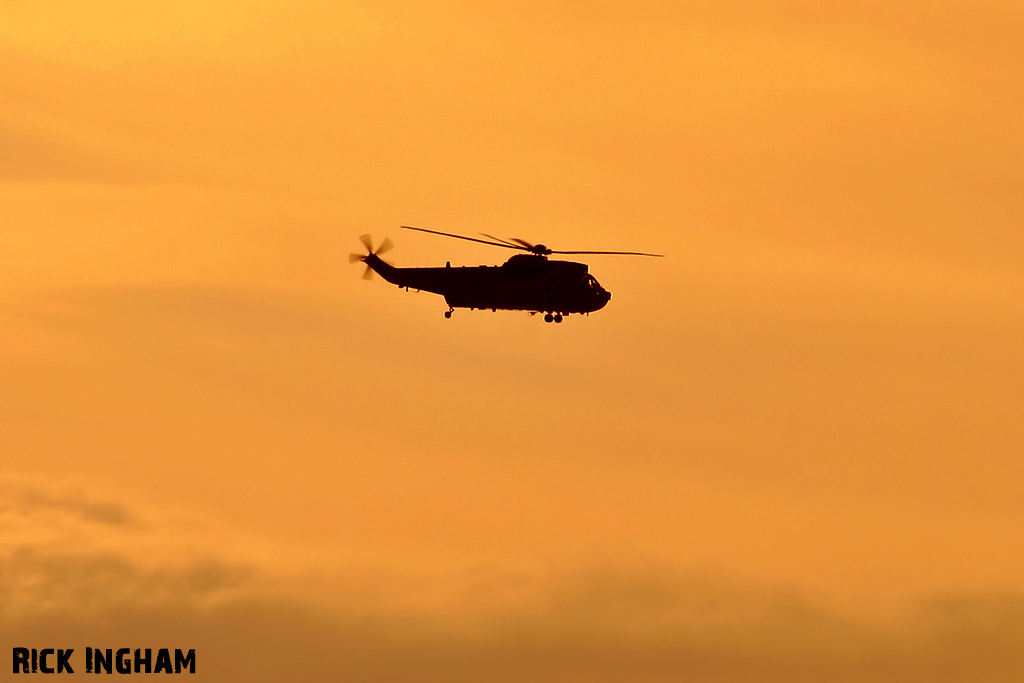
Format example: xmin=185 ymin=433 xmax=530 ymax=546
xmin=363 ymin=253 xmax=611 ymax=315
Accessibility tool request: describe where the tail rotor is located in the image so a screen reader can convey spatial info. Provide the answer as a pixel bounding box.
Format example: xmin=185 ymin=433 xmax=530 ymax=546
xmin=350 ymin=234 xmax=394 ymax=279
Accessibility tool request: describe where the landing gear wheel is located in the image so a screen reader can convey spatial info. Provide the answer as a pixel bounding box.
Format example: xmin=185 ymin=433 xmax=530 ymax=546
xmin=444 ymin=310 xmax=452 ymax=319
xmin=553 ymin=314 xmax=563 ymax=323
xmin=544 ymin=313 xmax=554 ymax=323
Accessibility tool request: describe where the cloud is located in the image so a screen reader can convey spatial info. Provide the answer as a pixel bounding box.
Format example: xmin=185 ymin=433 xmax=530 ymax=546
xmin=0 ymin=477 xmax=255 ymax=619
xmin=3 ymin=477 xmax=1023 ymax=681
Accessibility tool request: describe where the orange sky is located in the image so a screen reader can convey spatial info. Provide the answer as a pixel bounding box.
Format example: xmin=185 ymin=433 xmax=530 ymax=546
xmin=3 ymin=1 xmax=1023 ymax=680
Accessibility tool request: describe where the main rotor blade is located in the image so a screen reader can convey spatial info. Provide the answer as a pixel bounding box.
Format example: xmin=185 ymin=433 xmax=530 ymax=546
xmin=480 ymin=233 xmax=522 ymax=247
xmin=551 ymin=250 xmax=665 ymax=257
xmin=359 ymin=234 xmax=374 ymax=252
xmin=349 ymin=253 xmax=365 ymax=263
xmin=376 ymin=237 xmax=394 ymax=255
xmin=362 ymin=265 xmax=374 ymax=280
xmin=401 ymin=226 xmax=525 ymax=251
xmin=401 ymin=226 xmax=664 ymax=257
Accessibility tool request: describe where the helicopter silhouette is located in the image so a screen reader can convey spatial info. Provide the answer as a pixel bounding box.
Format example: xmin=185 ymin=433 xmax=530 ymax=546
xmin=351 ymin=226 xmax=663 ymax=322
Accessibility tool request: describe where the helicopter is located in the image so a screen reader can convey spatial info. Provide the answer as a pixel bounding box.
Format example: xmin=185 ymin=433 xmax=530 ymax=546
xmin=351 ymin=226 xmax=663 ymax=322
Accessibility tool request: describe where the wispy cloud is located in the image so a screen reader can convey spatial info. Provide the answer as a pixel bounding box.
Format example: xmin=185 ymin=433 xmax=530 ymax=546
xmin=4 ymin=477 xmax=1023 ymax=681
